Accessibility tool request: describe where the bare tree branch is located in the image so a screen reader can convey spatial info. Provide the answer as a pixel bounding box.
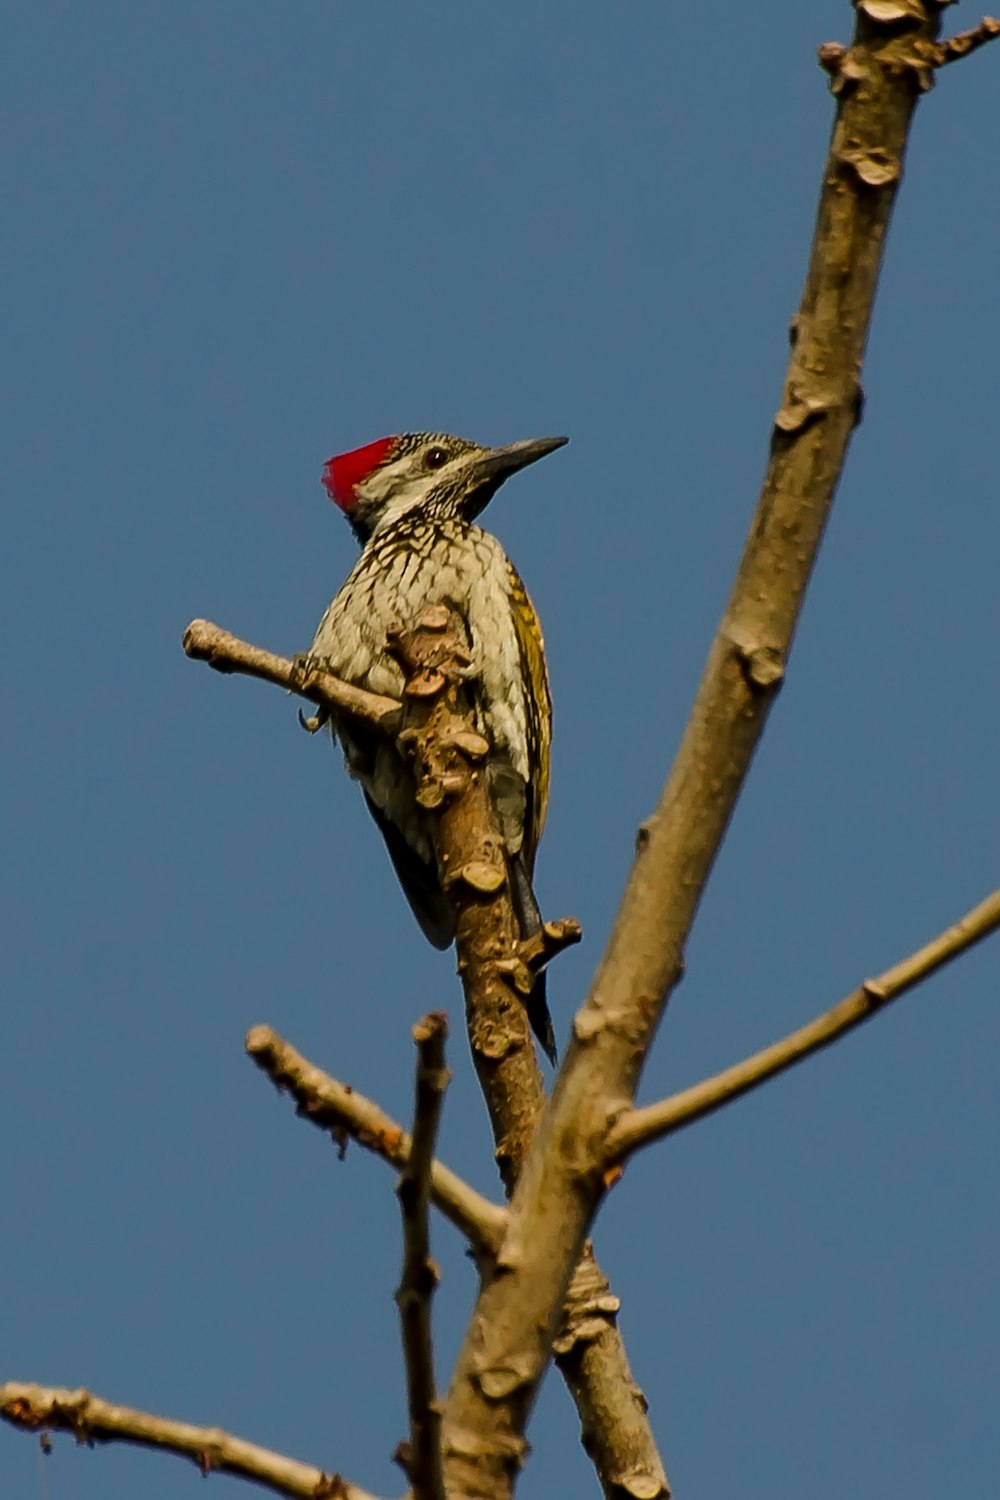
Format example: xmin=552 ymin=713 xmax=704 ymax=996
xmin=394 ymin=1014 xmax=449 ymax=1500
xmin=245 ymin=1025 xmax=505 ymax=1258
xmin=183 ymin=619 xmax=401 ymax=736
xmin=383 ymin=606 xmax=558 ymax=1189
xmin=934 ymin=14 xmax=1000 ymax=66
xmin=385 ymin=609 xmax=672 ymax=1500
xmin=553 ymin=1245 xmax=664 ymax=1500
xmin=0 ymin=1383 xmax=378 ymax=1500
xmin=192 ymin=615 xmax=671 ymax=1495
xmin=607 ymin=887 xmax=1000 ymax=1159
xmin=439 ymin=10 xmax=982 ymax=1498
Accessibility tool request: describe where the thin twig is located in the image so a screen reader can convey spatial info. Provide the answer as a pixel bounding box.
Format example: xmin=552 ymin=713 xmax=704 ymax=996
xmin=182 ymin=619 xmax=401 ymax=735
xmin=518 ymin=918 xmax=583 ymax=976
xmin=245 ymin=1025 xmax=505 ymax=1257
xmin=934 ymin=15 xmax=1000 ymax=65
xmin=0 ymin=1383 xmax=377 ymax=1500
xmin=607 ymin=887 xmax=1000 ymax=1159
xmin=395 ymin=1014 xmax=449 ymax=1500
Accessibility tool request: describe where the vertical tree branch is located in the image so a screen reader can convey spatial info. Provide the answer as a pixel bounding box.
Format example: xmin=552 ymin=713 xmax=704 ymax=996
xmin=395 ymin=1013 xmax=450 ymax=1500
xmin=440 ymin=9 xmax=959 ymax=1497
xmin=384 ymin=607 xmax=552 ymax=1192
xmin=387 ymin=609 xmax=672 ymax=1500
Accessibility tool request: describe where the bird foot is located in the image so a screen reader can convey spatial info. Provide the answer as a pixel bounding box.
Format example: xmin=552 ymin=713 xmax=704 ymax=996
xmin=298 ymin=705 xmax=329 ymax=734
xmin=289 ymin=653 xmax=331 ymax=733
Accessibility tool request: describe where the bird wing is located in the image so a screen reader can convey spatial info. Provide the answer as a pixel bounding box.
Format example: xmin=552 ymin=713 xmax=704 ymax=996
xmin=362 ymin=789 xmax=455 ymax=950
xmin=506 ymin=560 xmax=551 ymax=873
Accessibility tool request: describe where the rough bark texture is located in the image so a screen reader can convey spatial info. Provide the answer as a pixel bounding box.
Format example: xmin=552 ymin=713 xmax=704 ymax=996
xmin=385 ymin=606 xmax=551 ymax=1191
xmin=183 ymin=615 xmax=672 ymax=1498
xmin=388 ymin=608 xmax=671 ymax=1500
xmin=0 ymin=1383 xmax=374 ymax=1500
xmin=439 ymin=9 xmax=951 ymax=1496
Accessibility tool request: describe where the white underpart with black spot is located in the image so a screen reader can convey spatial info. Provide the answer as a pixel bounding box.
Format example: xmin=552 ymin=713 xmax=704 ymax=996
xmin=309 ymin=517 xmax=528 ymax=865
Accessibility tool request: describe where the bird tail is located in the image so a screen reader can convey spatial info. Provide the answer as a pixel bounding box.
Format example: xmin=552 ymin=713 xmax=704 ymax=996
xmin=509 ymin=854 xmax=557 ymax=1066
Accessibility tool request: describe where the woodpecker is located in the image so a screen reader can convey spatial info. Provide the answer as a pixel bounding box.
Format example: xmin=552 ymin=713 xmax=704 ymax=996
xmin=307 ymin=431 xmax=566 ymax=1064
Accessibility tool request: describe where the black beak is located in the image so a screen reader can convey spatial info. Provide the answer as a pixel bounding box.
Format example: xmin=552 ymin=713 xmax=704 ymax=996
xmin=475 ymin=435 xmax=569 ymax=484
xmin=462 ymin=435 xmax=567 ymax=520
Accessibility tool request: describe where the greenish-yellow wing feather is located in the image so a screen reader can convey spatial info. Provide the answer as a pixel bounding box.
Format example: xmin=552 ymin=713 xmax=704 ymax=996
xmin=507 ymin=560 xmax=551 ymax=871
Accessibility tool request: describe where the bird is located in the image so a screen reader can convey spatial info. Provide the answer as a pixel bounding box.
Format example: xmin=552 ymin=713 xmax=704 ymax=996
xmin=306 ymin=431 xmax=567 ymax=1064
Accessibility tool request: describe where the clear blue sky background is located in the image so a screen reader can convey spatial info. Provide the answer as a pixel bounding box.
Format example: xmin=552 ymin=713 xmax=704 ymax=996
xmin=4 ymin=4 xmax=998 ymax=1498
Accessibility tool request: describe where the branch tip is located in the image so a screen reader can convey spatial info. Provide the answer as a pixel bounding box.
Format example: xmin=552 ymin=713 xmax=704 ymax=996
xmin=246 ymin=1026 xmax=504 ymax=1255
xmin=934 ymin=14 xmax=1000 ymax=63
xmin=518 ymin=916 xmax=584 ymax=975
xmin=606 ymin=886 xmax=1000 ymax=1160
xmin=182 ymin=618 xmax=401 ymax=735
xmin=0 ymin=1383 xmax=377 ymax=1500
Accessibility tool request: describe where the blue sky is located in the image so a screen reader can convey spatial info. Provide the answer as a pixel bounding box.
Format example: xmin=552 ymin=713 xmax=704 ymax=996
xmin=3 ymin=4 xmax=998 ymax=1498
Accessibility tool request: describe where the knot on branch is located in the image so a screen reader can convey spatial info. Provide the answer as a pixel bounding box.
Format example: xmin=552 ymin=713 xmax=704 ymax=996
xmin=822 ymin=5 xmax=999 ymax=96
xmin=386 ymin=603 xmax=472 ymax=698
xmin=387 ymin=605 xmax=493 ymax=821
xmin=856 ymin=0 xmax=927 ymax=26
xmin=733 ymin=641 xmax=786 ymax=695
xmin=745 ymin=646 xmax=785 ymax=691
xmin=519 ymin=918 xmax=583 ymax=976
xmin=552 ymin=1289 xmax=623 ymax=1358
xmin=491 ymin=918 xmax=581 ymax=1000
xmin=817 ymin=40 xmax=867 ymax=95
xmin=313 ymin=1473 xmax=351 ymax=1499
xmin=840 ymin=141 xmax=901 ymax=187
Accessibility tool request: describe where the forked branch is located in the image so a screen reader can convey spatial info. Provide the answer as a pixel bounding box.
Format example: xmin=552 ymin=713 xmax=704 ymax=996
xmin=607 ymin=887 xmax=1000 ymax=1160
xmin=0 ymin=1383 xmax=378 ymax=1500
xmin=190 ymin=614 xmax=671 ymax=1499
xmin=377 ymin=608 xmax=673 ymax=1500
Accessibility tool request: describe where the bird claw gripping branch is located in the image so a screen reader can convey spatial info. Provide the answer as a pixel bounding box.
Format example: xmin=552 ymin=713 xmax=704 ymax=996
xmin=288 ymin=652 xmax=331 ymax=734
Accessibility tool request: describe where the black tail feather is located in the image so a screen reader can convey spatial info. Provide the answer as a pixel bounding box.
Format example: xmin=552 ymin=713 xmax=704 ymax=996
xmin=362 ymin=791 xmax=455 ymax=950
xmin=509 ymin=854 xmax=558 ymax=1066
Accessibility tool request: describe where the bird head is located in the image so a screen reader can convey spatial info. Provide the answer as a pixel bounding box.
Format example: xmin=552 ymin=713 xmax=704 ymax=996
xmin=321 ymin=431 xmax=568 ymax=543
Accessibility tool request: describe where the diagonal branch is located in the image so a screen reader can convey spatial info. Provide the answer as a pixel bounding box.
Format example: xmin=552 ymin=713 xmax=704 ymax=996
xmin=394 ymin=1014 xmax=449 ymax=1500
xmin=245 ymin=1025 xmax=505 ymax=1258
xmin=933 ymin=14 xmax=1000 ymax=66
xmin=0 ymin=1382 xmax=378 ymax=1500
xmin=607 ymin=887 xmax=1000 ymax=1160
xmin=439 ymin=8 xmax=986 ymax=1499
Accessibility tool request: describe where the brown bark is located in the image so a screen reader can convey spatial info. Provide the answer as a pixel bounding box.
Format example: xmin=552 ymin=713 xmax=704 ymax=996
xmin=439 ymin=8 xmax=970 ymax=1496
xmin=184 ymin=612 xmax=670 ymax=1498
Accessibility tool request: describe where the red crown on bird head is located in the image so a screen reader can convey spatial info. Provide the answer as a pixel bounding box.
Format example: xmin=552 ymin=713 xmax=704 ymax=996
xmin=322 ymin=436 xmax=396 ymax=512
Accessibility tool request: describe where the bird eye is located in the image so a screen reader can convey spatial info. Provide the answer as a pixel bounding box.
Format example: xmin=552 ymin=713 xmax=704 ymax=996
xmin=424 ymin=446 xmax=448 ymax=470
